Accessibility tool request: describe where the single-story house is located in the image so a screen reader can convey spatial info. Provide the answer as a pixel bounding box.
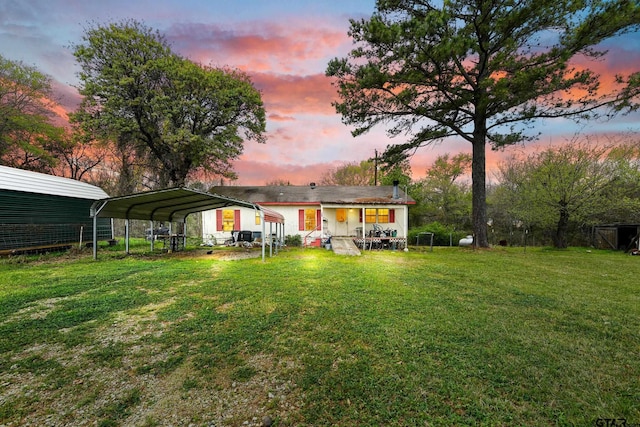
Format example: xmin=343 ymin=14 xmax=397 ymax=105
xmin=202 ymin=183 xmax=415 ymax=247
xmin=0 ymin=165 xmax=112 ymax=254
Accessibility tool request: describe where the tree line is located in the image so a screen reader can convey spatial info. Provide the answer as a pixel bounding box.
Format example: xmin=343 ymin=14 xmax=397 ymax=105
xmin=312 ymin=139 xmax=640 ymax=249
xmin=2 ymin=1 xmax=640 ymax=249
xmin=491 ymin=138 xmax=640 ymax=248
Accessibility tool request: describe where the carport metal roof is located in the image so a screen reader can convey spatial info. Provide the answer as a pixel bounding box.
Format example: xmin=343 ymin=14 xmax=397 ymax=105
xmin=90 ymin=187 xmax=284 ymax=261
xmin=91 ymin=187 xmax=284 ymax=223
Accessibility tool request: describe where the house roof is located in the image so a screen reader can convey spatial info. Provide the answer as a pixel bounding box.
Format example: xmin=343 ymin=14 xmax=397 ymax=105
xmin=208 ymin=185 xmax=415 ymax=205
xmin=92 ymin=187 xmax=284 ymax=223
xmin=0 ymin=165 xmax=109 ymax=200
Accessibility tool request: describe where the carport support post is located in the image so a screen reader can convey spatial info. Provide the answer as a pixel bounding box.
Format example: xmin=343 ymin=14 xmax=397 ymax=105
xmin=274 ymin=223 xmax=279 ymax=255
xmin=260 ymin=209 xmax=266 ymax=262
xmin=125 ymin=219 xmax=130 ymax=254
xmin=150 ymin=220 xmax=154 ymax=251
xmin=280 ymin=223 xmax=284 ymax=253
xmin=92 ymin=212 xmax=98 ymax=260
xmin=90 ymin=200 xmax=106 ymax=261
xmin=269 ymin=222 xmax=273 ymax=257
xmin=183 ymin=221 xmax=187 ymax=248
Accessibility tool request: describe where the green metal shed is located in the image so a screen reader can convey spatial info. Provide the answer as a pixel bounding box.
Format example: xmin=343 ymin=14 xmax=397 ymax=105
xmin=0 ymin=165 xmax=112 ymax=254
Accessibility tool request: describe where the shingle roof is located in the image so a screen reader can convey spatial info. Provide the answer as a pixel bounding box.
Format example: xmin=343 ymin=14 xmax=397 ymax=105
xmin=0 ymin=165 xmax=109 ymax=200
xmin=208 ymin=185 xmax=414 ymax=205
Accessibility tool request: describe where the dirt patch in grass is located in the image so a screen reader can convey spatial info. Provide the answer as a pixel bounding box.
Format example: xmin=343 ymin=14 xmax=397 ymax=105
xmin=210 ymin=250 xmax=262 ymax=261
xmin=1 ymin=296 xmax=70 ymax=325
xmin=176 ymin=248 xmax=263 ymax=261
xmin=1 ymin=297 xmax=303 ymax=426
xmin=125 ymin=354 xmax=301 ymax=427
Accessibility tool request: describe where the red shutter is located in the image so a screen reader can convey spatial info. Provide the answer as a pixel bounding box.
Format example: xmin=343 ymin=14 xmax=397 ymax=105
xmin=299 ymin=209 xmax=305 ymax=231
xmin=234 ymin=210 xmax=240 ymax=230
xmin=216 ymin=210 xmax=223 ymax=231
xmin=316 ymin=209 xmax=322 ymax=230
xmin=389 ymin=209 xmax=395 ymax=223
xmin=359 ymin=209 xmax=363 ymax=223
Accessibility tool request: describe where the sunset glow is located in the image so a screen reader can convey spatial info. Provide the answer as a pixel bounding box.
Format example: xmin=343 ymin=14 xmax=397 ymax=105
xmin=1 ymin=1 xmax=638 ymax=184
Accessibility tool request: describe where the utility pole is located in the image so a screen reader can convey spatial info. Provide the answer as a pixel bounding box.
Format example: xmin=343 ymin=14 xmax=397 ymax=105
xmin=374 ymin=149 xmax=378 ymax=186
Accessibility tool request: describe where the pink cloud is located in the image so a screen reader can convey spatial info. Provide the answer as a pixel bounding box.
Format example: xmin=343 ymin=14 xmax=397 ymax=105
xmin=231 ymin=158 xmax=332 ymax=185
xmin=550 ymin=43 xmax=640 ymax=101
xmin=266 ymin=127 xmax=296 ymax=142
xmin=164 ymin=20 xmax=346 ymax=119
xmin=268 ymin=113 xmax=296 ymax=122
xmin=166 ymin=20 xmax=349 ymax=75
xmin=252 ymin=72 xmax=337 ymax=115
xmin=51 ymin=79 xmax=82 ymax=112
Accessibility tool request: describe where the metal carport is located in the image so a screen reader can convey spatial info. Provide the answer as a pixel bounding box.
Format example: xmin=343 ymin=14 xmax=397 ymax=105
xmin=90 ymin=187 xmax=284 ymax=261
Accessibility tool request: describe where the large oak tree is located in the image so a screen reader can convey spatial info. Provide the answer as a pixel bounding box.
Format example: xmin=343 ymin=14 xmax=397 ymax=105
xmin=73 ymin=20 xmax=266 ymax=188
xmin=327 ymin=0 xmax=640 ymax=247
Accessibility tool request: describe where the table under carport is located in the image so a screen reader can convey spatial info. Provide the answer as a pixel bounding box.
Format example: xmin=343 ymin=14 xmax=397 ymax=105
xmin=90 ymin=187 xmax=285 ymax=261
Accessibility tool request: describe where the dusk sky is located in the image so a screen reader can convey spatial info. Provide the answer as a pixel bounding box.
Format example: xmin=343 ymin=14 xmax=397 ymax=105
xmin=1 ymin=0 xmax=639 ymax=185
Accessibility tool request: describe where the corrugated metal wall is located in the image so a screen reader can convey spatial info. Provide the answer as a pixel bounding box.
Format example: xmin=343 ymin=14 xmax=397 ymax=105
xmin=0 ymin=190 xmax=112 ymax=252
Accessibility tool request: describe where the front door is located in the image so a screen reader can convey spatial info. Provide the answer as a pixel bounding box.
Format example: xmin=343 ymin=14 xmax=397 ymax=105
xmin=324 ymin=208 xmax=351 ymax=236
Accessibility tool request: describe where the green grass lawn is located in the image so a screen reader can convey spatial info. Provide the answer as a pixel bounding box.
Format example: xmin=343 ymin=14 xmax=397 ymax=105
xmin=0 ymin=244 xmax=638 ymax=426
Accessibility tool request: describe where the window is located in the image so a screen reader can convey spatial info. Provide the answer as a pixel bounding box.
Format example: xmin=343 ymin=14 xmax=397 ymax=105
xmin=216 ymin=209 xmax=239 ymax=231
xmin=365 ymin=208 xmax=377 ymax=223
xmin=299 ymin=209 xmax=320 ymax=231
xmin=222 ymin=209 xmax=236 ymax=231
xmin=336 ymin=208 xmax=346 ymax=223
xmin=304 ymin=209 xmax=317 ymax=230
xmin=377 ymin=208 xmax=390 ymax=223
xmin=361 ymin=208 xmax=395 ymax=224
xmin=255 ymin=211 xmax=261 ymax=225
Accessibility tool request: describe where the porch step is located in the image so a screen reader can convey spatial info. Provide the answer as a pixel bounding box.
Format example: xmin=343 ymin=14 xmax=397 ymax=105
xmin=330 ymin=237 xmax=361 ymax=256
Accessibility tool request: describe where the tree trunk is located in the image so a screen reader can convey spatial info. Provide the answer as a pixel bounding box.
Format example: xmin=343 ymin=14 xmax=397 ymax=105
xmin=554 ymin=206 xmax=570 ymax=249
xmin=471 ymin=138 xmax=489 ymax=248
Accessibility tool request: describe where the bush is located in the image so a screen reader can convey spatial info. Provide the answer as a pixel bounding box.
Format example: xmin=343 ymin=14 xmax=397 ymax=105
xmin=285 ymin=234 xmax=302 ymax=247
xmin=408 ymin=222 xmax=468 ymax=246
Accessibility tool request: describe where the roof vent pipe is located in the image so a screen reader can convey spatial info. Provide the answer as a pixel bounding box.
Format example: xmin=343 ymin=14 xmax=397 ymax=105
xmin=393 ymin=180 xmax=399 ymax=199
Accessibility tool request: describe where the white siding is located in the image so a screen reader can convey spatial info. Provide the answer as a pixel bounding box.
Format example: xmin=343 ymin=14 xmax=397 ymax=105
xmin=202 ymin=203 xmax=409 ymax=243
xmin=322 ymin=204 xmax=408 ymax=237
xmin=202 ymin=206 xmax=262 ymax=244
xmin=202 ymin=205 xmax=315 ymax=243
